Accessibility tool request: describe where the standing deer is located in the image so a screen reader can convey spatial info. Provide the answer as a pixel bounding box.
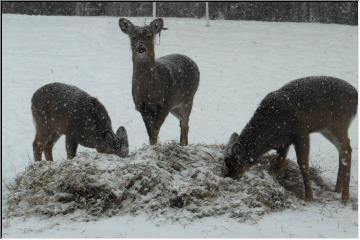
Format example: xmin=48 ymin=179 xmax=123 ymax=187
xmin=119 ymin=18 xmax=200 ymax=145
xmin=32 ymin=82 xmax=129 ymax=161
xmin=224 ymin=76 xmax=357 ymax=203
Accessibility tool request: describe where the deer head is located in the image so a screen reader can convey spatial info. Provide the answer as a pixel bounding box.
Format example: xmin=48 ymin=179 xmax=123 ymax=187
xmin=97 ymin=126 xmax=129 ymax=158
xmin=119 ymin=18 xmax=163 ymax=62
xmin=224 ymin=132 xmax=256 ymax=178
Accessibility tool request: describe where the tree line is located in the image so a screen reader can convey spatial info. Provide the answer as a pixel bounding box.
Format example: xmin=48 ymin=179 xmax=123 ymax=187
xmin=2 ymin=2 xmax=357 ymax=25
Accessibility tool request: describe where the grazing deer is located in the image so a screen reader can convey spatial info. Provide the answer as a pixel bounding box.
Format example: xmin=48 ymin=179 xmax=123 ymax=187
xmin=31 ymin=82 xmax=129 ymax=161
xmin=119 ymin=18 xmax=200 ymax=145
xmin=224 ymin=76 xmax=357 ymax=203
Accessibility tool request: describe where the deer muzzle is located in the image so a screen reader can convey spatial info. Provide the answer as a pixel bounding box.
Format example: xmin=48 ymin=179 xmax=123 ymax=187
xmin=135 ymin=43 xmax=146 ymax=54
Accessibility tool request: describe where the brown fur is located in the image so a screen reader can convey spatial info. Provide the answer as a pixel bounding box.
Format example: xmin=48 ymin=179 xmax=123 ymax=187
xmin=224 ymin=76 xmax=357 ymax=203
xmin=119 ymin=18 xmax=200 ymax=145
xmin=31 ymin=82 xmax=129 ymax=161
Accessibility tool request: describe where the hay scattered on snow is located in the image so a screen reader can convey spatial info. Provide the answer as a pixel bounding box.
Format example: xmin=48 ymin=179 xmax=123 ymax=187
xmin=4 ymin=142 xmax=347 ymax=222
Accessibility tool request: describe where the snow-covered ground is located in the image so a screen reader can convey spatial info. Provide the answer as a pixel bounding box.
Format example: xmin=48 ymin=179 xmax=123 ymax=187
xmin=2 ymin=14 xmax=358 ymax=237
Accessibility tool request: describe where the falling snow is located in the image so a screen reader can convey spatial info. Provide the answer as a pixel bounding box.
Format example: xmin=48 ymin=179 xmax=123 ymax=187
xmin=2 ymin=15 xmax=357 ymax=238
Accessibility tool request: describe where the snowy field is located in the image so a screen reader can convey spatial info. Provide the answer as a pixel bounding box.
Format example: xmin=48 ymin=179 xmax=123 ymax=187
xmin=2 ymin=14 xmax=358 ymax=237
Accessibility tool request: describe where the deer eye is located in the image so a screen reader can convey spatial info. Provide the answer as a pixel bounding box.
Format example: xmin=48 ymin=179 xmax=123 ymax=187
xmin=146 ymin=35 xmax=152 ymax=40
xmin=131 ymin=36 xmax=137 ymax=41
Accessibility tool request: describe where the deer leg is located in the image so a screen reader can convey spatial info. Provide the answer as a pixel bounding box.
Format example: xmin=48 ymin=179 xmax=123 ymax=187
xmin=148 ymin=124 xmax=159 ymax=145
xmin=335 ymin=161 xmax=344 ymax=193
xmin=44 ymin=133 xmax=60 ymax=161
xmin=151 ymin=111 xmax=169 ymax=145
xmin=180 ymin=120 xmax=189 ymax=146
xmin=275 ymin=145 xmax=290 ymax=176
xmin=142 ymin=110 xmax=169 ymax=145
xmin=338 ymin=136 xmax=352 ymax=204
xmin=171 ymin=102 xmax=193 ymax=146
xmin=327 ymin=122 xmax=353 ymax=203
xmin=33 ymin=132 xmax=44 ymax=161
xmin=65 ymin=135 xmax=78 ymax=159
xmin=321 ymin=130 xmax=344 ymax=193
xmin=142 ymin=117 xmax=155 ymax=145
xmin=294 ymin=133 xmax=313 ymax=201
xmin=44 ymin=145 xmax=53 ymax=161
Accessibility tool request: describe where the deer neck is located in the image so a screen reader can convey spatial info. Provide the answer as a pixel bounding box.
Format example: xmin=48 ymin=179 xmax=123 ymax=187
xmin=240 ymin=122 xmax=271 ymax=161
xmin=131 ymin=52 xmax=161 ymax=107
xmin=132 ymin=52 xmax=156 ymax=85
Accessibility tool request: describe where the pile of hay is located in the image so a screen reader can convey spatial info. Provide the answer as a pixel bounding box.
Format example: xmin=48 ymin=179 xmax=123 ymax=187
xmin=4 ymin=142 xmax=341 ymax=222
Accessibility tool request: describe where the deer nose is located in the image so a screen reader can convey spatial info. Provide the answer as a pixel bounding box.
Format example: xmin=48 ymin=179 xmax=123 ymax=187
xmin=137 ymin=47 xmax=146 ymax=54
xmin=136 ymin=43 xmax=146 ymax=54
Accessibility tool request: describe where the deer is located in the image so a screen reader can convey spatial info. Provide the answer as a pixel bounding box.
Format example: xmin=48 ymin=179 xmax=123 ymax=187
xmin=119 ymin=17 xmax=200 ymax=145
xmin=224 ymin=76 xmax=357 ymax=203
xmin=31 ymin=82 xmax=129 ymax=161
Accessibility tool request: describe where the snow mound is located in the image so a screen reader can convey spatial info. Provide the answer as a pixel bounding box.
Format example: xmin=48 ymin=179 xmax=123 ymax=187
xmin=4 ymin=142 xmax=341 ymax=222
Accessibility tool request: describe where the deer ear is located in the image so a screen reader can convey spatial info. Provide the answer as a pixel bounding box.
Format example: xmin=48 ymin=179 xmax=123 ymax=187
xmin=119 ymin=18 xmax=134 ymax=34
xmin=116 ymin=126 xmax=129 ymax=157
xmin=116 ymin=126 xmax=128 ymax=145
xmin=228 ymin=132 xmax=239 ymax=144
xmin=231 ymin=143 xmax=242 ymax=156
xmin=150 ymin=18 xmax=163 ymax=34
